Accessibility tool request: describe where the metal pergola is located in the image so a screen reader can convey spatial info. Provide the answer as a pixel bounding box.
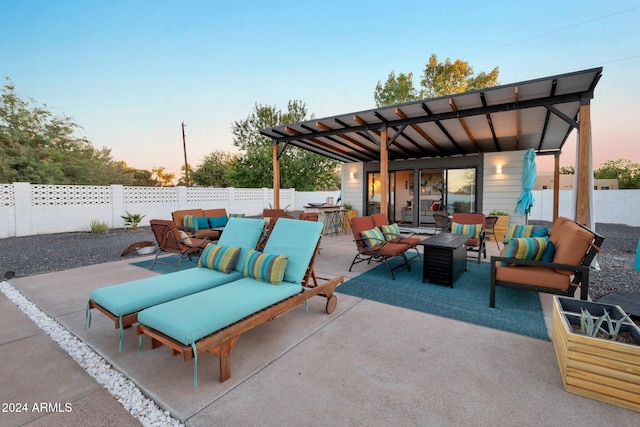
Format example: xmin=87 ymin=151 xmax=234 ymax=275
xmin=260 ymin=67 xmax=603 ymax=224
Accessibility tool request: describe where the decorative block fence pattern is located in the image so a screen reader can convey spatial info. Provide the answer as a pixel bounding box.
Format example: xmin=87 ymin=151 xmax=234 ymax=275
xmin=0 ymin=183 xmax=339 ymax=238
xmin=0 ymin=182 xmax=638 ymax=238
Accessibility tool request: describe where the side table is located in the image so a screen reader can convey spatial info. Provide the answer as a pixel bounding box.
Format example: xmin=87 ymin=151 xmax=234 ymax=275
xmin=417 ymin=233 xmax=468 ymax=287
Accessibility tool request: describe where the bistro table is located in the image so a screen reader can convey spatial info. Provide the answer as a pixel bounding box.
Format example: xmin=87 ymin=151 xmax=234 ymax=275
xmin=417 ymin=233 xmax=468 ymax=287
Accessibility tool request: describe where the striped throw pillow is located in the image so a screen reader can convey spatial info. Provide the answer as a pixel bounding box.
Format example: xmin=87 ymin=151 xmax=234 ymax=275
xmin=501 ymin=237 xmax=548 ymax=266
xmin=451 ymin=222 xmax=482 ymax=239
xmin=502 ymin=224 xmax=536 ymax=244
xmin=198 ymin=245 xmax=241 ymax=273
xmin=381 ymin=223 xmax=401 ymax=241
xmin=361 ymin=227 xmax=385 ymax=247
xmin=183 ymin=214 xmax=198 ymax=231
xmin=229 ymin=213 xmax=245 ymax=218
xmin=243 ymin=249 xmax=289 ymax=284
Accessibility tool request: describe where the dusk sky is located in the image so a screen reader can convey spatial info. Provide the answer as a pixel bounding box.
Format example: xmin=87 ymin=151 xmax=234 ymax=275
xmin=2 ymin=1 xmax=639 ymax=175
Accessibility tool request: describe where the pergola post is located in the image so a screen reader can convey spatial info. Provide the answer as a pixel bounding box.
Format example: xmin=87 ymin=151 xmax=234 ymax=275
xmin=273 ymin=142 xmax=280 ymax=209
xmin=380 ymin=126 xmax=388 ymax=215
xmin=575 ymin=100 xmax=592 ymax=225
xmin=553 ymin=152 xmax=560 ymax=221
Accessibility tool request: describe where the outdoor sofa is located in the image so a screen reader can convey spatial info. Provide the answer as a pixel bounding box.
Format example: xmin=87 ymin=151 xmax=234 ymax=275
xmin=137 ymin=218 xmax=343 ymax=387
xmin=490 ymin=216 xmax=604 ymax=308
xmin=85 ymin=217 xmax=265 ymax=351
xmin=172 ymin=208 xmax=231 ymax=240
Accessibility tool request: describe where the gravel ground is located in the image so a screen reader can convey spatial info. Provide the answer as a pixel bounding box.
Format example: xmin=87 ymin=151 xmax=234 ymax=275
xmin=1 ymin=223 xmax=639 ymax=301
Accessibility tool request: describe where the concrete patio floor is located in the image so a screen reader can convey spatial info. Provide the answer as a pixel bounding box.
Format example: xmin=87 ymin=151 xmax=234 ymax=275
xmin=1 ymin=231 xmax=638 ymax=426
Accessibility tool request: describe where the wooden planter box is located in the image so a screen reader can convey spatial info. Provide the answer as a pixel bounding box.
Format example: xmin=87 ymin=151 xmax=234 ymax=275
xmin=491 ymin=215 xmax=509 ymax=242
xmin=552 ymin=296 xmax=640 ymax=412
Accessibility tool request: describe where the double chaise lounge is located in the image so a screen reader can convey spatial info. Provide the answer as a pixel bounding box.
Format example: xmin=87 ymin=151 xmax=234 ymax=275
xmin=86 ymin=217 xmax=343 ymax=387
xmin=86 ymin=217 xmax=265 ymax=351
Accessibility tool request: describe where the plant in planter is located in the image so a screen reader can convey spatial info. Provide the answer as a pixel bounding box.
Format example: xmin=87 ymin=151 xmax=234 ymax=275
xmin=121 ymin=211 xmax=145 ymax=230
xmin=552 ymin=296 xmax=640 ymax=412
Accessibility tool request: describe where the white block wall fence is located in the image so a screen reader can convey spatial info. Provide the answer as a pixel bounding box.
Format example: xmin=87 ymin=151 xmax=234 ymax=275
xmin=0 ymin=183 xmax=340 ymax=238
xmin=0 ymin=182 xmax=638 ymax=238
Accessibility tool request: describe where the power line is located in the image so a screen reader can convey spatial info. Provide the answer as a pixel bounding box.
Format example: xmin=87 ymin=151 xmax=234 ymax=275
xmin=466 ymin=5 xmax=640 ymax=57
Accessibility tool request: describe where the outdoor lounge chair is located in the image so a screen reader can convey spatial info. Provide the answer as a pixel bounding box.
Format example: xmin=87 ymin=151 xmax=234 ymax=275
xmin=149 ymin=219 xmax=211 ymax=271
xmin=490 ymin=217 xmax=604 ymax=308
xmin=85 ymin=218 xmax=265 ymax=351
xmin=371 ymin=213 xmax=421 ymax=261
xmin=451 ymin=213 xmax=487 ymax=264
xmin=348 ymin=215 xmax=411 ymax=280
xmin=136 ymin=218 xmax=343 ymax=387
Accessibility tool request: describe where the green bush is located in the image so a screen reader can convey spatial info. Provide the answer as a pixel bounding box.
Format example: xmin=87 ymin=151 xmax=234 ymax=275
xmin=121 ymin=211 xmax=145 ymax=229
xmin=89 ymin=220 xmax=110 ymax=234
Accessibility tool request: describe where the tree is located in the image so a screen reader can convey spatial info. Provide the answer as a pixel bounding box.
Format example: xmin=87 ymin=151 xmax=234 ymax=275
xmin=191 ymin=151 xmax=236 ymax=187
xmin=374 ymin=53 xmax=500 ymax=107
xmin=176 ymin=163 xmax=195 ymax=187
xmin=374 ymin=71 xmax=418 ymax=107
xmin=228 ymin=101 xmax=340 ymax=190
xmin=0 ymin=78 xmax=142 ymax=185
xmin=151 ymin=166 xmax=175 ymax=186
xmin=594 ymin=158 xmax=640 ymax=189
xmin=559 ymin=166 xmax=575 ymax=174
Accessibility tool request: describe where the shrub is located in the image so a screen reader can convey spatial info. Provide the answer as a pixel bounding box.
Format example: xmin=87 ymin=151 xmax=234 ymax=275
xmin=90 ymin=220 xmax=110 ymax=234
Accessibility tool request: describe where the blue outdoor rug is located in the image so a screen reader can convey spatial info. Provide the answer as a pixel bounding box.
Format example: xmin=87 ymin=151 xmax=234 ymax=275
xmin=130 ymin=255 xmax=199 ymax=274
xmin=338 ymin=259 xmax=549 ymax=341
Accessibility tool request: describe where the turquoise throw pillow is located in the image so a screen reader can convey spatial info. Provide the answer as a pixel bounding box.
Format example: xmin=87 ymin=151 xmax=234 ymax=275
xmin=361 ymin=227 xmax=385 ymax=247
xmin=540 ymin=239 xmax=555 ymax=262
xmin=197 ymin=217 xmax=210 ymax=230
xmin=532 ymin=227 xmax=549 ymax=238
xmin=208 ymin=215 xmax=228 ymax=228
xmin=198 ymin=244 xmax=241 ymax=273
xmin=243 ymin=249 xmax=289 ymax=284
xmin=501 ymin=237 xmax=548 ymax=266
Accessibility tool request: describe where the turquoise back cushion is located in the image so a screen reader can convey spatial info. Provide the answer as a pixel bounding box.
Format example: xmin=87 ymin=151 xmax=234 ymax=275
xmin=263 ymin=218 xmax=323 ymax=284
xmin=208 ymin=215 xmax=228 ymax=228
xmin=217 ymin=217 xmax=265 ymax=273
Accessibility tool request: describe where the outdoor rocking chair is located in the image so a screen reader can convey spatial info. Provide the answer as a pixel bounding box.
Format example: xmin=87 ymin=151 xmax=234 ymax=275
xmin=149 ymin=219 xmax=211 ymax=271
xmin=451 ymin=213 xmax=487 ymax=264
xmin=348 ymin=215 xmax=411 ymax=280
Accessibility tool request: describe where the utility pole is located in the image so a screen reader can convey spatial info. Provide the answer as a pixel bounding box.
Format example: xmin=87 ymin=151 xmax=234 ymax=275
xmin=181 ymin=121 xmax=189 ymax=187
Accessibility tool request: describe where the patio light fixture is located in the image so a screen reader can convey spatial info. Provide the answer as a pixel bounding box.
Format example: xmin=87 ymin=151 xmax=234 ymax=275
xmin=496 ymin=164 xmax=503 ymax=174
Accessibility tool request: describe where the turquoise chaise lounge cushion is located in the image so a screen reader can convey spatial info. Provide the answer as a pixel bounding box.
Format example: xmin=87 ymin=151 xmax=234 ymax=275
xmin=138 ymin=278 xmax=302 ymax=345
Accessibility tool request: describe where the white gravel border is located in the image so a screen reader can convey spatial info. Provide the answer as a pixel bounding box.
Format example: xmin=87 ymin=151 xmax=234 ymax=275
xmin=1 ymin=281 xmax=184 ymax=427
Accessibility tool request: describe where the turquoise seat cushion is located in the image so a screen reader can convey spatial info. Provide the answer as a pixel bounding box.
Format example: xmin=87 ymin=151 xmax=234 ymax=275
xmin=90 ymin=268 xmax=242 ymax=317
xmin=263 ymin=218 xmax=323 ymax=284
xmin=217 ymin=217 xmax=265 ymax=272
xmin=138 ymin=278 xmax=302 ymax=345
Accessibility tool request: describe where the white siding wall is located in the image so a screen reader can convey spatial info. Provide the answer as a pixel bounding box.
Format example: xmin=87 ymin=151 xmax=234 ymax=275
xmin=482 ymin=151 xmax=527 ymax=225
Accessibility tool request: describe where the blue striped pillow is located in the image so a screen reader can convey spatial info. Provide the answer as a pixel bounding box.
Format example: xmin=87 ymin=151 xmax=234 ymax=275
xmin=243 ymin=249 xmax=289 ymax=284
xmin=501 ymin=237 xmax=548 ymax=266
xmin=451 ymin=222 xmax=482 ymax=239
xmin=183 ymin=214 xmax=198 ymax=231
xmin=502 ymin=224 xmax=536 ymax=244
xmin=198 ymin=245 xmax=241 ymax=273
xmin=361 ymin=227 xmax=385 ymax=247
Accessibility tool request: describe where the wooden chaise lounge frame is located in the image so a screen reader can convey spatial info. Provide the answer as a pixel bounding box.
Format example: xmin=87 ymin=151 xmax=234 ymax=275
xmin=136 ymin=240 xmax=344 ymax=383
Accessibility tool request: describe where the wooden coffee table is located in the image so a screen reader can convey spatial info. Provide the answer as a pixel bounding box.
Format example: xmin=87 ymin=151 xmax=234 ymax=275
xmin=417 ymin=233 xmax=468 ymax=287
